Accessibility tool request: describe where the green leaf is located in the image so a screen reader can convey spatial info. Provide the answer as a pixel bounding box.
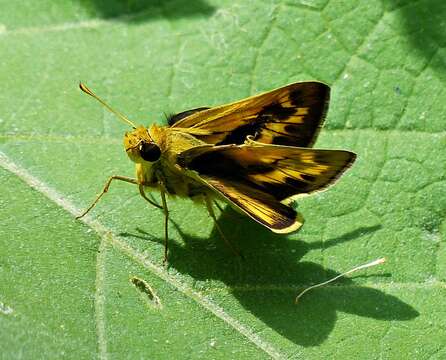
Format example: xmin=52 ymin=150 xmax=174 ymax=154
xmin=1 ymin=0 xmax=445 ymax=358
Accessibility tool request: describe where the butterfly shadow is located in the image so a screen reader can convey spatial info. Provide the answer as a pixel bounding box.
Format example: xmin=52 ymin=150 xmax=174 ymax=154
xmin=77 ymin=0 xmax=215 ymax=23
xmin=388 ymin=0 xmax=446 ymax=78
xmin=122 ymin=208 xmax=419 ymax=347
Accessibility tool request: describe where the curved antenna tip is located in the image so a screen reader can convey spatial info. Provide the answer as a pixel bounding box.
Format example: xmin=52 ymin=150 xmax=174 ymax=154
xmin=79 ymin=82 xmax=92 ymax=95
xmin=78 ymin=82 xmax=137 ymax=129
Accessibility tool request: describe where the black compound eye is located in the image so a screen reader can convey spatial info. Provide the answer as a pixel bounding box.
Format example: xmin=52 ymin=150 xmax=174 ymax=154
xmin=139 ymin=142 xmax=161 ymax=162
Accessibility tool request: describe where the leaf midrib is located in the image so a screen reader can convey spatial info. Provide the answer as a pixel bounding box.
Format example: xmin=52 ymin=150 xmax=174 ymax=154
xmin=0 ymin=150 xmax=286 ymax=360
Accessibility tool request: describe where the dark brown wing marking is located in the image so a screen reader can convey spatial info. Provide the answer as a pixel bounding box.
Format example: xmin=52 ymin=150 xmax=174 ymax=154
xmin=167 ymin=107 xmax=210 ymax=126
xmin=179 ymin=143 xmax=356 ymax=203
xmin=204 ymin=177 xmax=300 ymax=232
xmin=172 ymin=82 xmax=329 ymax=148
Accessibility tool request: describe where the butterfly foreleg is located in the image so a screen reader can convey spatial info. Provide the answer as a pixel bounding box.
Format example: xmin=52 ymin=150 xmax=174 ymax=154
xmin=76 ymin=175 xmax=138 ymax=219
xmin=205 ymin=196 xmax=243 ymax=259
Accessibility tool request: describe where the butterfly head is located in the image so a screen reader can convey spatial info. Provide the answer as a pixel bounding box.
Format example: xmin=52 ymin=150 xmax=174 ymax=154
xmin=124 ymin=126 xmax=161 ymax=163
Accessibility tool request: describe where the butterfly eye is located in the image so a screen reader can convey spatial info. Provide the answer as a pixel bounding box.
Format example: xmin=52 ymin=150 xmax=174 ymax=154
xmin=139 ymin=142 xmax=161 ymax=162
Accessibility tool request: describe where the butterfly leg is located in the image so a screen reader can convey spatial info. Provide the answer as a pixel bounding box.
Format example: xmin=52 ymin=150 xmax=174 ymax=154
xmin=205 ymin=196 xmax=243 ymax=259
xmin=76 ymin=175 xmax=138 ymax=219
xmin=213 ymin=200 xmax=226 ymax=213
xmin=138 ymin=185 xmax=163 ymax=209
xmin=213 ymin=200 xmax=239 ymax=220
xmin=159 ymin=186 xmax=170 ymax=265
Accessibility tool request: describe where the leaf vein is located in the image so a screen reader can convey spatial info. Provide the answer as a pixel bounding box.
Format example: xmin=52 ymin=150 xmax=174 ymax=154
xmin=0 ymin=150 xmax=285 ymax=360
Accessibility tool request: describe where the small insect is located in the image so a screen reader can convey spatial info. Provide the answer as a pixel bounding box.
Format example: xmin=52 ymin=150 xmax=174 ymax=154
xmin=77 ymin=81 xmax=356 ymax=263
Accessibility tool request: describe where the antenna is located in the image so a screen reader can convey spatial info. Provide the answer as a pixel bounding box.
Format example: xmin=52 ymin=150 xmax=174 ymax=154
xmin=79 ymin=83 xmax=137 ymax=129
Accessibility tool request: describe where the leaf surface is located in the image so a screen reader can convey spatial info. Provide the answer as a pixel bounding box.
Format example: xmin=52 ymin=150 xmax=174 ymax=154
xmin=1 ymin=0 xmax=445 ymax=358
